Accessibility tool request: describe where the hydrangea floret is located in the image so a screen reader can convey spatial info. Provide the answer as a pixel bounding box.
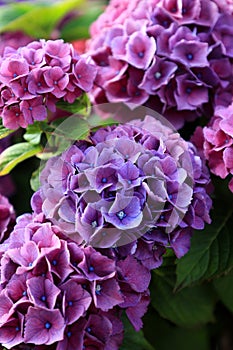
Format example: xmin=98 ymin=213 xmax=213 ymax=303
xmin=0 ymin=39 xmax=97 ymax=129
xmin=88 ymin=0 xmax=233 ymax=128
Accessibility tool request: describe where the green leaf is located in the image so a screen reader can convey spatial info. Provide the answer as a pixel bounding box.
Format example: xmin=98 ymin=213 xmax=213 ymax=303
xmin=0 ymin=0 xmax=84 ymax=38
xmin=144 ymin=308 xmax=209 ymax=350
xmin=213 ymin=270 xmax=233 ymax=314
xmin=0 ymin=142 xmax=42 ymax=175
xmin=88 ymin=114 xmax=118 ymax=129
xmin=56 ymin=94 xmax=91 ymax=116
xmin=176 ymin=192 xmax=233 ymax=290
xmin=51 ymin=116 xmax=90 ymax=141
xmin=0 ymin=121 xmax=15 ymax=140
xmin=120 ymin=313 xmax=155 ymax=350
xmin=151 ymin=265 xmax=216 ymax=328
xmin=23 ymin=122 xmax=42 ymax=145
xmin=0 ymin=3 xmax=34 ymax=31
xmin=36 ymin=116 xmax=90 ymax=160
xmin=30 ymin=166 xmax=43 ymax=192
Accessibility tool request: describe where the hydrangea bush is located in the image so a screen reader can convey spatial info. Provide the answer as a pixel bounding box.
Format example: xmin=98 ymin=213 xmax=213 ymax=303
xmin=0 ymin=0 xmax=233 ymax=349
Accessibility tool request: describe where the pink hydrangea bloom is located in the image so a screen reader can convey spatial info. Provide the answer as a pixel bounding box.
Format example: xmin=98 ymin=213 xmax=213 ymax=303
xmin=0 ymin=39 xmax=97 ymax=129
xmin=88 ymin=0 xmax=233 ymax=128
xmin=193 ymin=103 xmax=233 ymax=192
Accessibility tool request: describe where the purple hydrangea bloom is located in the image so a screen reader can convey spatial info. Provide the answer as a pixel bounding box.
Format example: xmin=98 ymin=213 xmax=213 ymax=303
xmin=0 ymin=212 xmax=148 ymax=348
xmin=88 ymin=0 xmax=233 ymax=128
xmin=32 ymin=115 xmax=212 ymax=260
xmin=0 ymin=39 xmax=97 ymax=129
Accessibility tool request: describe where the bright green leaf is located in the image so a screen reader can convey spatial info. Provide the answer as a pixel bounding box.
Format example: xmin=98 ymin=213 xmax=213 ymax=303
xmin=0 ymin=142 xmax=42 ymax=175
xmin=213 ymin=270 xmax=233 ymax=314
xmin=151 ymin=265 xmax=216 ymax=328
xmin=23 ymin=122 xmax=42 ymax=145
xmin=0 ymin=3 xmax=34 ymax=31
xmin=120 ymin=313 xmax=155 ymax=350
xmin=0 ymin=0 xmax=84 ymax=38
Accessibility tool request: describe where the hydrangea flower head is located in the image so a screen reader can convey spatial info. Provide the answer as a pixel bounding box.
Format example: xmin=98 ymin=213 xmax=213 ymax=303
xmin=0 ymin=213 xmax=149 ymax=349
xmin=0 ymin=39 xmax=97 ymax=129
xmin=88 ymin=0 xmax=233 ymax=128
xmin=192 ymin=103 xmax=233 ymax=192
xmin=32 ymin=115 xmax=212 ymax=259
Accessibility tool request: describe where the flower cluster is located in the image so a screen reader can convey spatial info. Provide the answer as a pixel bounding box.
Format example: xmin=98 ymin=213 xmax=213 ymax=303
xmin=0 ymin=193 xmax=15 ymax=242
xmin=32 ymin=116 xmax=212 ymax=259
xmin=0 ymin=39 xmax=97 ymax=129
xmin=192 ymin=103 xmax=233 ymax=193
xmin=88 ymin=0 xmax=233 ymax=128
xmin=0 ymin=212 xmax=151 ymax=349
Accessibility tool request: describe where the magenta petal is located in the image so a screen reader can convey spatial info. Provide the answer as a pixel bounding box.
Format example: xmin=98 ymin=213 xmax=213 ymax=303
xmin=92 ymin=278 xmax=123 ymax=311
xmin=7 ymin=241 xmax=40 ymax=273
xmin=6 ymin=272 xmax=28 ymax=302
xmin=72 ymin=59 xmax=97 ymax=91
xmin=85 ymin=314 xmax=112 ymax=344
xmin=126 ymin=292 xmax=150 ymax=331
xmin=171 ymin=40 xmax=209 ymax=67
xmin=117 ymin=256 xmax=151 ymax=293
xmin=27 ymin=277 xmax=60 ymax=309
xmin=32 ymin=223 xmax=61 ymax=255
xmin=220 ymin=113 xmax=233 ymax=137
xmin=24 ymin=307 xmax=65 ymax=345
xmin=46 ymin=241 xmax=73 ymax=281
xmin=56 ymin=319 xmax=86 ymax=350
xmin=0 ymin=58 xmax=29 ymax=84
xmin=60 ymin=280 xmax=92 ymax=324
xmin=223 ymin=147 xmax=233 ymax=170
xmin=0 ymin=312 xmax=24 ymax=348
xmin=79 ymin=246 xmax=116 ymax=281
xmin=125 ymin=31 xmax=156 ymax=69
xmin=0 ymin=292 xmax=14 ymax=325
